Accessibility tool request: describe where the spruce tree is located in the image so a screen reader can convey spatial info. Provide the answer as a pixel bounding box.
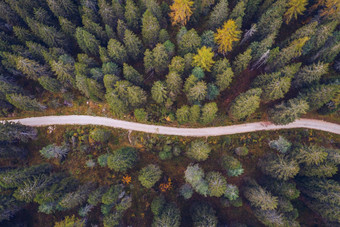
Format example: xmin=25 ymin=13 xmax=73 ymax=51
xmin=201 ymin=102 xmax=218 ymax=124
xmin=152 ymin=43 xmax=170 ymax=74
xmin=299 ymin=84 xmax=338 ymax=111
xmin=178 ymin=29 xmax=201 ymax=55
xmin=229 ymin=88 xmax=262 ymax=120
xmin=151 ymin=81 xmax=168 ymax=104
xmin=6 ymin=94 xmax=45 ymax=111
xmin=123 ymin=63 xmax=143 ymax=85
xmin=75 ymin=27 xmax=100 ymax=55
xmin=107 ymin=39 xmax=128 ymax=65
xmin=125 ymin=0 xmax=140 ymax=31
xmin=142 ymin=9 xmax=160 ymax=47
xmin=293 ymin=62 xmax=329 ymax=88
xmin=233 ymin=48 xmax=252 ymax=75
xmin=207 ymin=0 xmax=229 ymax=29
xmin=124 ymin=29 xmax=144 ymax=61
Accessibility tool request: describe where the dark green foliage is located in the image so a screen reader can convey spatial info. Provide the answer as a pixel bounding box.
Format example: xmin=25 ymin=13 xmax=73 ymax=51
xmin=191 ymin=202 xmax=218 ymax=227
xmin=299 ymin=84 xmax=338 ymax=111
xmin=101 ymin=184 xmax=124 ymax=205
xmin=269 ymin=98 xmax=309 ymax=125
xmin=208 ymin=0 xmax=229 ymax=29
xmin=125 ymin=0 xmax=140 ymax=30
xmin=293 ymin=62 xmax=329 ymax=88
xmin=0 ymin=121 xmax=37 ymax=143
xmin=178 ymin=29 xmax=201 ymax=56
xmin=221 ymin=155 xmax=244 ymax=177
xmin=269 ymin=136 xmax=291 ymax=153
xmin=176 ymin=105 xmax=190 ymax=124
xmin=159 ymin=29 xmax=170 ymax=43
xmin=244 ymin=183 xmax=278 ymax=210
xmin=152 ymin=81 xmax=168 ymax=104
xmin=233 ymin=48 xmax=252 ymax=75
xmin=152 ymin=203 xmax=181 ymax=227
xmin=224 ymin=184 xmax=239 ymax=201
xmin=151 ymin=195 xmax=166 ymax=216
xmin=192 ymin=67 xmax=205 ymax=80
xmin=186 ymin=140 xmax=211 ymax=161
xmin=123 ymin=63 xmax=143 ymax=85
xmin=206 ymin=171 xmax=227 ymax=197
xmin=142 ymin=9 xmax=160 ymax=47
xmin=38 ymin=76 xmax=62 ymax=93
xmin=124 ymin=30 xmax=144 ymax=61
xmin=46 ymin=0 xmax=77 ymax=19
xmin=229 ymin=88 xmax=262 ymax=120
xmin=153 ymin=43 xmax=170 ymax=74
xmin=138 ymin=164 xmax=162 ymax=188
xmin=201 ymin=30 xmax=215 ymax=48
xmin=90 ymin=128 xmax=112 ymax=143
xmin=201 ymin=102 xmax=218 ymax=123
xmin=0 ymin=195 xmax=23 ymax=222
xmin=184 ymin=164 xmax=209 ymax=196
xmin=107 ymin=147 xmax=138 ymax=172
xmin=39 ymin=144 xmax=69 ymax=159
xmin=166 ymin=71 xmax=183 ymax=99
xmin=6 ymin=94 xmax=45 ymax=111
xmin=107 ymin=39 xmax=128 ymax=65
xmin=134 ymin=108 xmax=148 ymax=122
xmin=59 ymin=183 xmax=95 ymax=209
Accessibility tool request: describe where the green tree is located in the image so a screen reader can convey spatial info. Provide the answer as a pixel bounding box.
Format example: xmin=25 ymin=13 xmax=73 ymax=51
xmin=269 ymin=98 xmax=309 ymax=125
xmin=13 ymin=174 xmax=51 ymax=202
xmin=191 ymin=202 xmax=218 ymax=227
xmin=186 ymin=140 xmax=212 ymax=161
xmin=6 ymin=94 xmax=45 ymax=111
xmin=206 ymin=83 xmax=220 ymax=100
xmin=152 ymin=203 xmax=181 ymax=227
xmin=107 ymin=147 xmax=138 ymax=172
xmin=229 ymin=88 xmax=262 ymax=120
xmin=190 ymin=105 xmax=201 ymax=123
xmin=206 ymin=171 xmax=227 ymax=197
xmin=123 ymin=63 xmax=143 ymax=85
xmin=229 ymin=0 xmax=246 ymax=28
xmin=125 ymin=0 xmax=140 ymax=31
xmin=107 ymin=39 xmax=128 ymax=65
xmin=169 ymin=56 xmax=185 ymax=74
xmin=50 ymin=54 xmax=76 ymax=87
xmin=224 ymin=184 xmax=239 ymax=201
xmin=152 ymin=81 xmax=168 ymax=104
xmin=296 ymin=144 xmax=328 ymax=166
xmin=180 ymin=184 xmax=193 ymax=199
xmin=166 ymin=71 xmax=183 ymax=98
xmin=38 ymin=76 xmax=62 ymax=93
xmin=103 ymin=74 xmax=120 ymax=92
xmin=15 ymin=56 xmax=50 ymax=81
xmin=233 ymin=48 xmax=252 ymax=75
xmin=124 ymin=29 xmax=144 ymax=61
xmin=178 ymin=29 xmax=201 ymax=56
xmin=75 ymin=27 xmax=100 ymax=55
xmin=201 ymin=30 xmax=216 ymax=48
xmin=59 ymin=183 xmax=94 ymax=210
xmin=184 ymin=164 xmax=209 ymax=196
xmin=87 ymin=78 xmax=105 ymax=101
xmin=138 ymin=164 xmax=162 ymax=188
xmin=144 ymin=49 xmax=155 ymax=74
xmin=46 ymin=0 xmax=77 ymax=19
xmin=90 ymin=128 xmax=112 ymax=143
xmin=153 ymin=43 xmax=170 ymax=74
xmin=207 ymin=0 xmax=229 ymax=29
xmin=201 ymin=102 xmax=218 ymax=124
xmin=159 ymin=29 xmax=170 ymax=43
xmin=244 ymin=184 xmax=278 ymax=210
xmin=142 ymin=9 xmax=160 ymax=47
xmin=259 ymin=154 xmax=300 ymax=180
xmin=0 ymin=121 xmax=37 ymax=143
xmin=134 ymin=108 xmax=148 ymax=122
xmin=58 ymin=17 xmax=76 ymax=37
xmin=299 ymin=84 xmax=338 ymax=111
xmin=176 ymin=105 xmax=190 ymax=124
xmin=221 ymin=155 xmax=244 ymax=177
xmin=269 ymin=136 xmax=292 ymax=153
xmin=293 ymin=62 xmax=329 ymax=88
xmin=39 ymin=144 xmax=69 ymax=160
xmin=187 ymin=81 xmax=207 ymax=103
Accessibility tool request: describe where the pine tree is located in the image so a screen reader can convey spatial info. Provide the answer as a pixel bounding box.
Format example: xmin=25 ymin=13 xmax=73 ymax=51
xmin=176 ymin=105 xmax=190 ymax=124
xmin=206 ymin=171 xmax=227 ymax=197
xmin=153 ymin=43 xmax=170 ymax=74
xmin=15 ymin=56 xmax=51 ymax=80
xmin=58 ymin=17 xmax=76 ymax=38
xmin=244 ymin=184 xmax=278 ymax=210
xmin=207 ymin=0 xmax=229 ymax=29
xmin=293 ymin=62 xmax=329 ymax=88
xmin=178 ymin=29 xmax=201 ymax=55
xmin=269 ymin=98 xmax=309 ymax=125
xmin=76 ymin=74 xmax=90 ymax=98
xmin=187 ymin=81 xmax=207 ymax=103
xmin=299 ymin=84 xmax=338 ymax=111
xmin=75 ymin=27 xmax=100 ymax=55
xmin=152 ymin=81 xmax=168 ymax=104
xmin=229 ymin=0 xmax=246 ymax=28
xmin=38 ymin=76 xmax=62 ymax=93
xmin=81 ymin=15 xmax=108 ymax=43
xmin=107 ymin=39 xmax=128 ymax=65
xmin=233 ymin=48 xmax=252 ymax=75
xmin=284 ymin=0 xmax=308 ymax=24
xmin=259 ymin=154 xmax=300 ymax=180
xmin=192 ymin=46 xmax=215 ymax=71
xmin=142 ymin=0 xmax=163 ymax=21
xmin=105 ymin=92 xmax=128 ymax=117
xmin=229 ymin=88 xmax=262 ymax=120
xmin=142 ymin=9 xmax=160 ymax=47
xmin=124 ymin=29 xmax=144 ymax=61
xmin=123 ymin=63 xmax=143 ymax=85
xmin=269 ymin=136 xmax=292 ymax=153
xmin=207 ymin=83 xmax=220 ymax=100
xmin=0 ymin=121 xmax=37 ymax=143
xmin=46 ymin=0 xmax=78 ymax=19
xmin=87 ymin=78 xmax=105 ymax=101
xmin=190 ymin=105 xmax=201 ymax=123
xmin=201 ymin=102 xmax=218 ymax=124
xmin=107 ymin=147 xmax=138 ymax=172
xmin=186 ymin=140 xmax=212 ymax=161
xmin=257 ymin=73 xmax=292 ymax=102
xmin=169 ymin=56 xmax=185 ymax=74
xmin=50 ymin=55 xmax=76 ymax=87
xmin=138 ymin=164 xmax=162 ymax=188
xmin=214 ymin=20 xmax=241 ymax=55
xmin=153 ymin=203 xmax=181 ymax=227
xmin=159 ymin=29 xmax=170 ymax=43
xmin=6 ymin=94 xmax=45 ymax=111
xmin=144 ymin=49 xmax=155 ymax=74
xmin=191 ymin=202 xmax=218 ymax=226
xmin=59 ymin=183 xmax=95 ymax=209
xmin=98 ymin=0 xmax=116 ymax=28
xmin=125 ymin=0 xmax=140 ymax=31
xmin=221 ymin=155 xmax=244 ymax=176
xmin=169 ymin=0 xmax=194 ymax=26
xmin=184 ymin=164 xmax=209 ymax=196
xmin=166 ymin=71 xmax=183 ymax=98
xmin=39 ymin=144 xmax=69 ymax=159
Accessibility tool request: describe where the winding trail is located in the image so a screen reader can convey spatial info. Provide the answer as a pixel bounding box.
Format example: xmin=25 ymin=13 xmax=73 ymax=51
xmin=2 ymin=115 xmax=339 ymax=137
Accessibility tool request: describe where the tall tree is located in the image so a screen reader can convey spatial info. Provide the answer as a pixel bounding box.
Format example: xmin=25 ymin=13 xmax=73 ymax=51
xmin=123 ymin=63 xmax=143 ymax=85
xmin=153 ymin=43 xmax=170 ymax=74
xmin=192 ymin=46 xmax=215 ymax=71
xmin=187 ymin=81 xmax=207 ymax=103
xmin=284 ymin=0 xmax=308 ymax=24
xmin=6 ymin=94 xmax=45 ymax=111
xmin=125 ymin=0 xmax=140 ymax=31
xmin=151 ymin=81 xmax=168 ymax=104
xmin=233 ymin=48 xmax=252 ymax=75
xmin=178 ymin=29 xmax=201 ymax=55
xmin=292 ymin=62 xmax=329 ymax=88
xmin=123 ymin=29 xmax=144 ymax=61
xmin=207 ymin=0 xmax=229 ymax=29
xmin=214 ymin=20 xmax=241 ymax=55
xmin=299 ymin=84 xmax=338 ymax=111
xmin=75 ymin=27 xmax=100 ymax=55
xmin=107 ymin=39 xmax=128 ymax=65
xmin=229 ymin=88 xmax=262 ymax=120
xmin=0 ymin=121 xmax=37 ymax=143
xmin=201 ymin=102 xmax=218 ymax=124
xmin=169 ymin=0 xmax=194 ymax=26
xmin=142 ymin=9 xmax=160 ymax=47
xmin=166 ymin=71 xmax=183 ymax=98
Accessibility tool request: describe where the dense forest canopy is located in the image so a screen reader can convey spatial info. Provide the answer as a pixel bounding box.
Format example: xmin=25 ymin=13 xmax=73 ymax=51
xmin=0 ymin=0 xmax=339 ymax=226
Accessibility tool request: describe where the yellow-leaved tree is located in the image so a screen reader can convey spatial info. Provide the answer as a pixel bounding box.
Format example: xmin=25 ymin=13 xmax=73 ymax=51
xmin=214 ymin=20 xmax=241 ymax=55
xmin=284 ymin=0 xmax=308 ymax=24
xmin=192 ymin=46 xmax=215 ymax=71
xmin=320 ymin=0 xmax=340 ymax=18
xmin=169 ymin=0 xmax=194 ymax=26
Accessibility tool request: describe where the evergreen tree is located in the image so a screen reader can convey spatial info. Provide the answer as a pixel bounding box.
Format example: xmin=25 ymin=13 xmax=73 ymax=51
xmin=184 ymin=164 xmax=209 ymax=196
xmin=58 ymin=17 xmax=76 ymax=38
xmin=142 ymin=9 xmax=160 ymax=47
xmin=191 ymin=202 xmax=218 ymax=227
xmin=107 ymin=39 xmax=128 ymax=65
xmin=166 ymin=71 xmax=183 ymax=98
xmin=187 ymin=81 xmax=207 ymax=103
xmin=207 ymin=83 xmax=220 ymax=100
xmin=138 ymin=164 xmax=162 ymax=188
xmin=201 ymin=102 xmax=218 ymax=124
xmin=0 ymin=121 xmax=37 ymax=143
xmin=75 ymin=27 xmax=100 ymax=55
xmin=125 ymin=0 xmax=140 ymax=31
xmin=221 ymin=155 xmax=244 ymax=176
xmin=293 ymin=62 xmax=329 ymax=88
xmin=152 ymin=81 xmax=168 ymax=104
xmin=206 ymin=171 xmax=227 ymax=197
xmin=46 ymin=0 xmax=78 ymax=19
xmin=201 ymin=30 xmax=216 ymax=48
xmin=97 ymin=0 xmax=116 ymax=28
xmin=59 ymin=183 xmax=95 ymax=209
xmin=269 ymin=136 xmax=292 ymax=153
xmin=6 ymin=94 xmax=45 ymax=111
xmin=186 ymin=140 xmax=211 ymax=161
xmin=190 ymin=105 xmax=201 ymax=123
xmin=259 ymin=154 xmax=300 ymax=180
xmin=244 ymin=184 xmax=278 ymax=210
xmin=152 ymin=203 xmax=181 ymax=227
xmin=269 ymin=98 xmax=309 ymax=125
xmin=176 ymin=105 xmax=190 ymax=124
xmin=15 ymin=56 xmax=50 ymax=80
xmin=87 ymin=78 xmax=105 ymax=101
xmin=178 ymin=29 xmax=201 ymax=55
xmin=123 ymin=63 xmax=143 ymax=85
xmin=229 ymin=88 xmax=262 ymax=120
xmin=207 ymin=0 xmax=229 ymax=29
xmin=124 ymin=29 xmax=144 ymax=61
xmin=233 ymin=48 xmax=252 ymax=75
xmin=215 ymin=67 xmax=234 ymax=91
xmin=40 ymin=144 xmax=69 ymax=159
xmin=299 ymin=84 xmax=338 ymax=111
xmin=107 ymin=147 xmax=138 ymax=172
xmin=153 ymin=43 xmax=170 ymax=74
xmin=159 ymin=29 xmax=170 ymax=43
xmin=229 ymin=0 xmax=246 ymax=28
xmin=50 ymin=55 xmax=76 ymax=87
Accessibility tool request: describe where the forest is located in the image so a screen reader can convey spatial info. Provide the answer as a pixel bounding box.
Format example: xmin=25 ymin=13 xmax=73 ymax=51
xmin=0 ymin=0 xmax=339 ymax=226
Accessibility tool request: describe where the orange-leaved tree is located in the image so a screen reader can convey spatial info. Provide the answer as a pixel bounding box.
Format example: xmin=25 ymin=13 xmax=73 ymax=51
xmin=169 ymin=0 xmax=194 ymax=26
xmin=284 ymin=0 xmax=308 ymax=24
xmin=214 ymin=20 xmax=241 ymax=55
xmin=192 ymin=46 xmax=215 ymax=71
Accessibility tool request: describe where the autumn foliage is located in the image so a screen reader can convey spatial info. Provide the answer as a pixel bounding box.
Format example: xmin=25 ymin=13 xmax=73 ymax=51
xmin=169 ymin=0 xmax=194 ymax=26
xmin=284 ymin=0 xmax=308 ymax=24
xmin=214 ymin=20 xmax=241 ymax=55
xmin=192 ymin=46 xmax=215 ymax=71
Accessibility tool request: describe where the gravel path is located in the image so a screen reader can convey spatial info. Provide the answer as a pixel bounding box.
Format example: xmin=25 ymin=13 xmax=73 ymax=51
xmin=3 ymin=115 xmax=340 ymax=136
